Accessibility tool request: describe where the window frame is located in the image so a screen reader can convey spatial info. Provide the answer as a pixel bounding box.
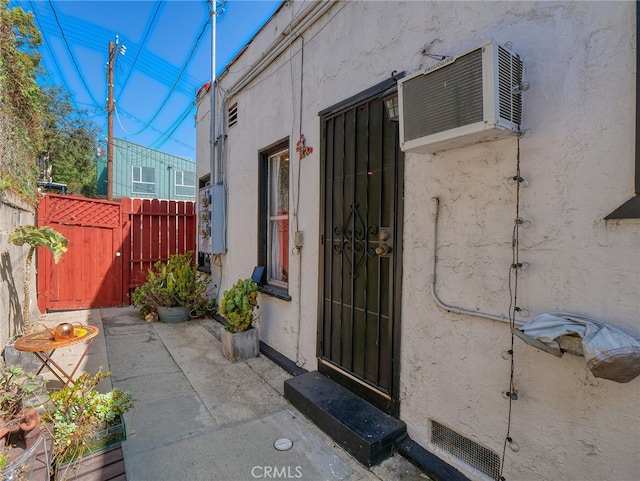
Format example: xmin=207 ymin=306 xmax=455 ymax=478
xmin=131 ymin=166 xmax=155 ymax=195
xmin=174 ymin=170 xmax=196 ymax=198
xmin=605 ymin=0 xmax=640 ymax=219
xmin=258 ymin=139 xmax=291 ymax=301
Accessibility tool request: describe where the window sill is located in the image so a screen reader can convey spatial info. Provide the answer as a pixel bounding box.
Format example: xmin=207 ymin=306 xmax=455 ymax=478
xmin=259 ymin=285 xmax=291 ymax=302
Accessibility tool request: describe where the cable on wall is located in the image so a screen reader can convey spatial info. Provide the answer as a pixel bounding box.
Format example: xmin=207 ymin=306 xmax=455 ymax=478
xmin=283 ymin=0 xmax=307 ymax=366
xmin=293 ymin=35 xmax=306 ymax=368
xmin=499 ymin=138 xmax=524 ymax=481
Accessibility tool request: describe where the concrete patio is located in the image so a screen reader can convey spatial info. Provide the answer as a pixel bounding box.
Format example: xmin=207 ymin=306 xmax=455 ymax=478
xmin=35 ymin=307 xmax=430 ymax=481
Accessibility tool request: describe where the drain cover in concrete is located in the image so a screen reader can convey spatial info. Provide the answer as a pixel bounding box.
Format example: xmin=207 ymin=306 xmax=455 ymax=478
xmin=274 ymin=437 xmax=293 ymax=451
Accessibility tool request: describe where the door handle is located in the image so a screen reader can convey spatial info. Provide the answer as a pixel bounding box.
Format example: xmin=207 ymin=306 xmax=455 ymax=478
xmin=375 ymin=244 xmax=390 ymax=256
xmin=115 ymin=252 xmax=121 ymax=257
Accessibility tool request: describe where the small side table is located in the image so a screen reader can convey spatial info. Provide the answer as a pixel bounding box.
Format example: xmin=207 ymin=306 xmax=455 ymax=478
xmin=14 ymin=326 xmax=100 ymax=387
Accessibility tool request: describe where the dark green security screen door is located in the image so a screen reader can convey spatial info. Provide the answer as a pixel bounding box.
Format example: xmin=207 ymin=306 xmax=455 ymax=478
xmin=319 ymin=91 xmax=403 ymax=415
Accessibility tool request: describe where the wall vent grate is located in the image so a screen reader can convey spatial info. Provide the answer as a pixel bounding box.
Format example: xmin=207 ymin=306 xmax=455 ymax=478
xmin=228 ymin=103 xmax=238 ymax=128
xmin=431 ymin=421 xmax=501 ymax=480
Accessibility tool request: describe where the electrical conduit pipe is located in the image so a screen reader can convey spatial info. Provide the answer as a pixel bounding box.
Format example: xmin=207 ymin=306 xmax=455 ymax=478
xmin=430 ymin=196 xmax=522 ymax=326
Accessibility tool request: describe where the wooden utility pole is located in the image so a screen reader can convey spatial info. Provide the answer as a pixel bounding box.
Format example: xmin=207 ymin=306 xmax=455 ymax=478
xmin=107 ymin=41 xmax=115 ymax=200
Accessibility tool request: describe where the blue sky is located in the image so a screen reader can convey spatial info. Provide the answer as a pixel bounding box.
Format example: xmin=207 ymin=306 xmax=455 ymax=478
xmin=11 ymin=0 xmax=282 ymax=160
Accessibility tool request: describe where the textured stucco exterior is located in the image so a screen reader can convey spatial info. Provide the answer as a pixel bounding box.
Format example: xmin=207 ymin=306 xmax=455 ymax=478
xmin=196 ymin=2 xmax=640 ymax=480
xmin=0 ymin=191 xmax=38 ymax=345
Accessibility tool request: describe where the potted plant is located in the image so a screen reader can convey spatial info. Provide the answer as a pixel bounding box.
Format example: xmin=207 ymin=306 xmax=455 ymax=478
xmin=42 ymin=370 xmax=134 ymax=481
xmin=0 ymin=365 xmax=42 ymax=437
xmin=218 ymin=278 xmax=260 ymax=362
xmin=132 ymin=251 xmax=213 ymax=323
xmin=0 ymin=365 xmax=47 ymax=480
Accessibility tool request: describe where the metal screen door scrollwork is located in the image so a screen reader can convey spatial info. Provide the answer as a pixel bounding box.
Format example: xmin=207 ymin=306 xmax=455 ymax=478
xmin=333 ymin=203 xmax=378 ymax=278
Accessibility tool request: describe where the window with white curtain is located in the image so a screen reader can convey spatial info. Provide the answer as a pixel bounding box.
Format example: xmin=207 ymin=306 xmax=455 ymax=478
xmin=267 ymin=149 xmax=289 ymax=286
xmin=258 ymin=140 xmax=290 ymax=297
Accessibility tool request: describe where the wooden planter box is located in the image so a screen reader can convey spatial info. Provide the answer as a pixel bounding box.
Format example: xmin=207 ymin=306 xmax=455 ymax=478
xmin=54 ymin=416 xmax=127 ymax=481
xmin=55 ymin=445 xmax=126 ymax=481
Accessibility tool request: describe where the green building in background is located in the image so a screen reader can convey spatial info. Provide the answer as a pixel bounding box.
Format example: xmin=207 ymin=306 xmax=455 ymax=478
xmin=97 ymin=138 xmax=196 ymax=201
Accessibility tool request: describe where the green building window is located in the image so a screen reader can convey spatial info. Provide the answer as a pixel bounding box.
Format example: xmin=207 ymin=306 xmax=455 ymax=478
xmin=175 ymin=170 xmax=195 ymax=197
xmin=132 ymin=166 xmax=155 ymax=194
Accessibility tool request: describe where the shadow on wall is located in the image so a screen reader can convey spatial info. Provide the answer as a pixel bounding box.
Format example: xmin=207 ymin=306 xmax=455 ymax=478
xmin=1 ymin=251 xmax=23 ymax=338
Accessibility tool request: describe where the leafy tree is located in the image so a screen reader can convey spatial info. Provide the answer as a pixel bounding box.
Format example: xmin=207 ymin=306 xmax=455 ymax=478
xmin=0 ymin=0 xmax=44 ymax=201
xmin=40 ymin=86 xmax=100 ymax=197
xmin=1 ymin=0 xmax=100 ymax=200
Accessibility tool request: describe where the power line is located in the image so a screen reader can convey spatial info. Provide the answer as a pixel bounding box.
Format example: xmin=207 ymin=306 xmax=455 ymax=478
xmin=29 ymin=1 xmax=80 ymax=111
xmin=22 ymin=0 xmax=207 ymax=156
xmin=117 ymin=107 xmax=195 ymax=151
xmin=47 ymin=0 xmax=102 ymax=109
xmin=151 ymin=102 xmax=196 ymax=150
xmin=122 ymin=16 xmax=210 ymax=137
xmin=31 ymin=4 xmax=204 ymax=96
xmin=116 ymin=0 xmax=164 ymax=103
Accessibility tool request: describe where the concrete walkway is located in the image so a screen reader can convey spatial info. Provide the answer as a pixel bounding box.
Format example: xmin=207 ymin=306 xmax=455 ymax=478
xmin=38 ymin=307 xmax=429 ymax=481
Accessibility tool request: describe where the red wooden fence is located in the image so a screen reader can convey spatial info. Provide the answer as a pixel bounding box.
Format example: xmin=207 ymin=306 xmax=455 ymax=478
xmin=37 ymin=195 xmax=196 ymax=311
xmin=37 ymin=195 xmax=122 ymax=311
xmin=121 ymin=198 xmax=196 ymax=303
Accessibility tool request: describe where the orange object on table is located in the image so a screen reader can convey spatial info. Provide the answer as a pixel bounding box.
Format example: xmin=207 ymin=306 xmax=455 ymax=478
xmin=14 ymin=325 xmax=100 ymax=386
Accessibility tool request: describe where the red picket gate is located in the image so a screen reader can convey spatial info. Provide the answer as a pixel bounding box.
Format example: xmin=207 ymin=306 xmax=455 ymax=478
xmin=37 ymin=194 xmax=195 ymax=312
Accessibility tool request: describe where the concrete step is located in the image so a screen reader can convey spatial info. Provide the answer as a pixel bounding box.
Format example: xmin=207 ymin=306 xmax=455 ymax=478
xmin=284 ymin=371 xmax=406 ymax=467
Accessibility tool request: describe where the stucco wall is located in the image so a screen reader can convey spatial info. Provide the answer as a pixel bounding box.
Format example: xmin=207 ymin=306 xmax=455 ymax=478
xmin=197 ymin=1 xmax=640 ymax=479
xmin=0 ymin=191 xmax=38 ymax=345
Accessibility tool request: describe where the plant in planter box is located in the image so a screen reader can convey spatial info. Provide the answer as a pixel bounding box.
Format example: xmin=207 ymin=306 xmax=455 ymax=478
xmin=132 ymin=251 xmax=213 ymax=322
xmin=219 ymin=278 xmax=259 ymax=333
xmin=219 ymin=278 xmax=260 ymax=362
xmin=42 ymin=370 xmax=133 ymax=478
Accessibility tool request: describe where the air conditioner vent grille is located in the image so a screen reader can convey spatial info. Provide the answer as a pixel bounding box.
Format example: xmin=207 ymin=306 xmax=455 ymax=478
xmin=431 ymin=420 xmax=501 ymax=480
xmin=402 ymin=50 xmax=484 ymax=143
xmin=497 ymin=46 xmax=523 ymax=124
xmin=398 ymin=39 xmax=524 ymax=153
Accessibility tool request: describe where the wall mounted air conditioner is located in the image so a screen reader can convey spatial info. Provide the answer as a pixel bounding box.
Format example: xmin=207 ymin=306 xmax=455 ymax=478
xmin=398 ymin=39 xmax=524 ymax=154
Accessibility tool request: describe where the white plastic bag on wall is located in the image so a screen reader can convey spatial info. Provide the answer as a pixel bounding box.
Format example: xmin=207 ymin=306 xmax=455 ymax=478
xmin=519 ymin=312 xmax=640 ymax=383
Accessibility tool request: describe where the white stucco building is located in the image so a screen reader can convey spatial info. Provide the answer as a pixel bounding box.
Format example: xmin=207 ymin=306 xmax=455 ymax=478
xmin=196 ymin=2 xmax=640 ymax=480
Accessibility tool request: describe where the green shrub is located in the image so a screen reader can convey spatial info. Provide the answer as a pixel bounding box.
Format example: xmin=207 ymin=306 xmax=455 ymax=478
xmin=132 ymin=252 xmax=214 ymax=316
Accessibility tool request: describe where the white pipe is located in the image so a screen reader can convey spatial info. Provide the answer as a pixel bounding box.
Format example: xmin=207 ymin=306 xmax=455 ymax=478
xmin=430 ymin=197 xmax=520 ymax=325
xmin=210 ymin=1 xmax=218 ymax=185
